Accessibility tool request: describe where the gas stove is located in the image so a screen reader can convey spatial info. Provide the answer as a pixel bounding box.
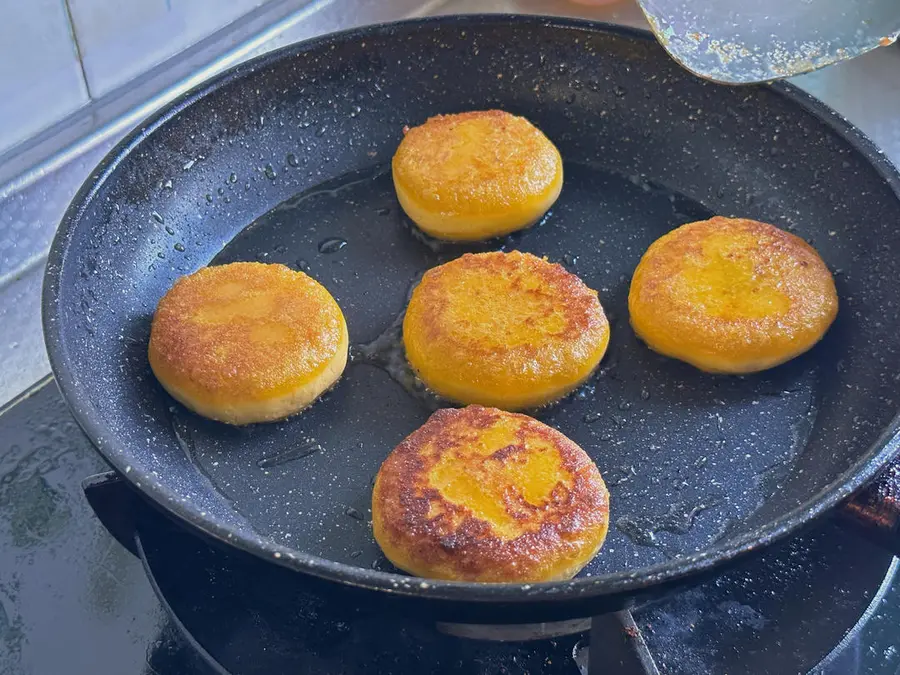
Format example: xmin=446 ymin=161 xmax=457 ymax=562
xmin=1 ymin=377 xmax=898 ymax=674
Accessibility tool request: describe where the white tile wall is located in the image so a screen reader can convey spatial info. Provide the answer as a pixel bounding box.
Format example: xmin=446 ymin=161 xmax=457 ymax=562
xmin=0 ymin=0 xmax=89 ymax=155
xmin=67 ymin=0 xmax=273 ymax=98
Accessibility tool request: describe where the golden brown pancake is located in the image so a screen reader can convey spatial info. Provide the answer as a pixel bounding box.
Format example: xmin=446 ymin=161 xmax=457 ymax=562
xmin=392 ymin=110 xmax=563 ymax=241
xmin=148 ymin=262 xmax=348 ymax=425
xmin=371 ymin=405 xmax=610 ymax=582
xmin=403 ymin=251 xmax=609 ymax=410
xmin=629 ymin=216 xmax=838 ymax=373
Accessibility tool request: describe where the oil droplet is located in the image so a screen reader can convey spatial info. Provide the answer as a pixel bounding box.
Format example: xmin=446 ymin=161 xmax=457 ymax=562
xmin=205 ymin=194 xmax=213 ymax=203
xmin=345 ymin=506 xmax=364 ymax=520
xmin=605 ymin=466 xmax=636 ymax=487
xmin=257 ymin=442 xmax=321 ymax=469
xmin=400 ymin=216 xmax=455 ymax=253
xmin=614 ymin=85 xmax=627 ymax=97
xmin=287 ymin=153 xmax=300 ymax=167
xmin=575 ymin=384 xmax=595 ymax=401
xmin=350 ymin=294 xmax=443 ymax=410
xmin=376 ymin=206 xmax=391 ymax=216
xmin=264 ymin=164 xmax=277 ymax=180
xmin=296 ymin=259 xmax=310 ymax=271
xmin=315 ymin=126 xmax=327 ymax=137
xmin=165 ymin=225 xmax=175 ymax=235
xmin=228 ymin=172 xmax=237 ymax=184
xmin=349 ymin=106 xmax=361 ymax=118
xmin=616 ymin=500 xmax=719 ymax=547
xmin=217 ymin=187 xmax=225 ymax=196
xmin=318 ymin=237 xmax=347 ymax=254
xmin=157 ymin=251 xmax=166 ymax=259
xmin=583 ymin=411 xmax=603 ymax=424
xmin=174 ymin=243 xmax=185 ymax=252
xmin=640 ymin=389 xmax=651 ymax=401
xmin=151 ymin=211 xmax=164 ymax=224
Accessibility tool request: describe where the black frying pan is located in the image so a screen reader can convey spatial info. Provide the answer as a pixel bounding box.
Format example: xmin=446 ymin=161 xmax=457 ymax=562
xmin=43 ymin=15 xmax=900 ymax=623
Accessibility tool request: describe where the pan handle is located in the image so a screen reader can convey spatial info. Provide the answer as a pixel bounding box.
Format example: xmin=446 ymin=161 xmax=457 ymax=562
xmin=838 ymin=456 xmax=900 ymax=556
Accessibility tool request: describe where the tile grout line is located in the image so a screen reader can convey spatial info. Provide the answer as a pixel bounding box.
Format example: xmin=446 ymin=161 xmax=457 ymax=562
xmin=62 ymin=0 xmax=94 ymax=100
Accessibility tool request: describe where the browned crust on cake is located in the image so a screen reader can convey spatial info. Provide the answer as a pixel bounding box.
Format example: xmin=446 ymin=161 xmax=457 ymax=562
xmin=372 ymin=406 xmax=610 ymax=582
xmin=628 ymin=217 xmax=838 ymax=372
xmin=404 ymin=252 xmax=609 ymax=391
xmin=148 ymin=262 xmax=345 ymax=402
xmin=391 ymin=110 xmax=560 ymax=214
xmin=413 ymin=251 xmax=604 ymax=348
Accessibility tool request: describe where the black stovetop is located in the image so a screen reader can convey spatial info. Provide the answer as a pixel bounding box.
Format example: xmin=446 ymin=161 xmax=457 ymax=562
xmin=1 ymin=378 xmax=898 ymax=675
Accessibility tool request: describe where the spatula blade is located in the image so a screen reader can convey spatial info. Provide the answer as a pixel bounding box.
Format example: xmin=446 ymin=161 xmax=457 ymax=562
xmin=636 ymin=0 xmax=900 ymax=84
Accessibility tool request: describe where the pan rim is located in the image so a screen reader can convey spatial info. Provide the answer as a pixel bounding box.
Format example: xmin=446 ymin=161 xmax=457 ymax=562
xmin=42 ymin=13 xmax=900 ymax=605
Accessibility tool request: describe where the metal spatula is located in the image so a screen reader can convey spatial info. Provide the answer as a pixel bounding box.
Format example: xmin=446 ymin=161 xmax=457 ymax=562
xmin=634 ymin=0 xmax=900 ymax=84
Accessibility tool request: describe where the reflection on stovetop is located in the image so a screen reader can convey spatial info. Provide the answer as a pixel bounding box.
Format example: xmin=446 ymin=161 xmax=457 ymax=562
xmin=1 ymin=378 xmax=899 ymax=675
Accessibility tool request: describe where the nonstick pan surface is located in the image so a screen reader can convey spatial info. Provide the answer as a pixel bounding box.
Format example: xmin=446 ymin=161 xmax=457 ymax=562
xmin=43 ymin=16 xmax=900 ymax=617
